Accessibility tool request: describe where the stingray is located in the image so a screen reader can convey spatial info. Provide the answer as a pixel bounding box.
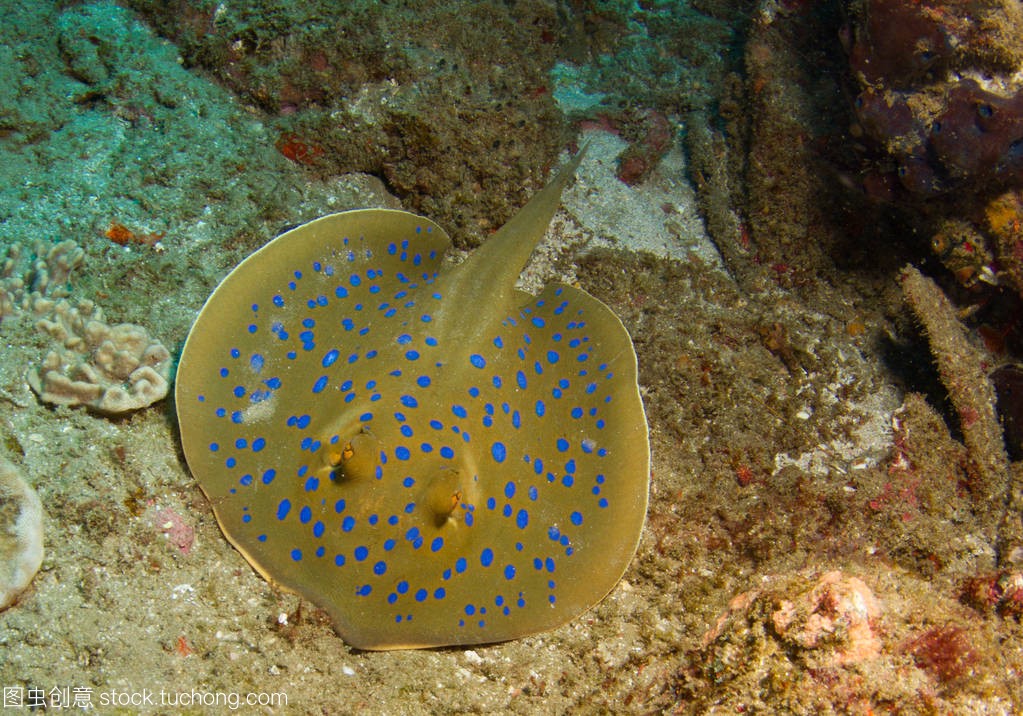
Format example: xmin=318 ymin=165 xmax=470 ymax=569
xmin=175 ymin=149 xmax=649 ymax=650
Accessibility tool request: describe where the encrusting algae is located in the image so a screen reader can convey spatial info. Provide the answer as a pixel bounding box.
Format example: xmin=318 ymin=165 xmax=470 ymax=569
xmin=176 ymin=149 xmax=650 ymax=650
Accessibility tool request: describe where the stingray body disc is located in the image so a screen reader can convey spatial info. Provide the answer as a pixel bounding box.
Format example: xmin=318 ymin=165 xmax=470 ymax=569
xmin=177 ymin=208 xmax=649 ymax=650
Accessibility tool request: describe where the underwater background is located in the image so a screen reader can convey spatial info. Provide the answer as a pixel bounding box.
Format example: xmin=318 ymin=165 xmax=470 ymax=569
xmin=1 ymin=0 xmax=1022 ymax=712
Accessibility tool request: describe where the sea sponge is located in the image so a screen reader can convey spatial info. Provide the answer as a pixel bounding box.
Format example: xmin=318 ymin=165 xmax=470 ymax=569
xmin=27 ymin=299 xmax=171 ymax=415
xmin=0 ymin=457 xmax=44 ymax=611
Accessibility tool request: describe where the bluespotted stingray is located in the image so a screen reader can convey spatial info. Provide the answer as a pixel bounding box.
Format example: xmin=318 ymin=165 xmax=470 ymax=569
xmin=175 ymin=149 xmax=649 ymax=650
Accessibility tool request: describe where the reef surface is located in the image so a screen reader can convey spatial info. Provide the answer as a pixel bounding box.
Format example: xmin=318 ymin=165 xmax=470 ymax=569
xmin=0 ymin=1 xmax=1021 ymax=713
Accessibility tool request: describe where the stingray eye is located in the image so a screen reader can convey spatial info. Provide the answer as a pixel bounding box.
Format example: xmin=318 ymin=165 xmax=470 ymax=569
xmin=422 ymin=467 xmax=463 ymax=527
xmin=329 ymin=430 xmax=380 ymax=482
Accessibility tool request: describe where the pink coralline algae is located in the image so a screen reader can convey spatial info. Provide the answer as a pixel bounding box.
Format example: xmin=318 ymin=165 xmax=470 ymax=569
xmin=769 ymin=571 xmax=883 ymax=666
xmin=150 ymin=507 xmax=195 ymax=556
xmin=847 ymin=0 xmax=1023 ymax=196
xmin=700 ymin=571 xmax=883 ymax=668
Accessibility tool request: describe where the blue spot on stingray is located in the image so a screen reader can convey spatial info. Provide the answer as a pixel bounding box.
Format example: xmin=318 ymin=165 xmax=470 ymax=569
xmin=455 ymin=557 xmax=467 ymax=573
xmin=291 ymin=549 xmax=302 ymax=561
xmin=492 ymin=442 xmax=507 ymax=463
xmin=516 ymin=371 xmax=527 ymax=389
xmin=470 ymin=354 xmax=486 ymax=369
xmin=312 ymin=375 xmax=328 ymax=393
xmin=556 ymin=438 xmax=569 ymax=452
xmin=323 ymin=349 xmax=339 ymax=367
xmin=504 ymin=481 xmax=515 ymax=499
xmin=571 ymin=511 xmax=583 ymax=526
xmin=516 ymin=509 xmax=528 ymax=529
xmin=481 ymin=548 xmax=494 ymax=567
xmin=276 ymin=499 xmax=291 ymax=520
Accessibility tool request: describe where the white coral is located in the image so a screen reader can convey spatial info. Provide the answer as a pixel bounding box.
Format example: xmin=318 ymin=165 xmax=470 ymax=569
xmin=28 ymin=299 xmax=171 ymax=415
